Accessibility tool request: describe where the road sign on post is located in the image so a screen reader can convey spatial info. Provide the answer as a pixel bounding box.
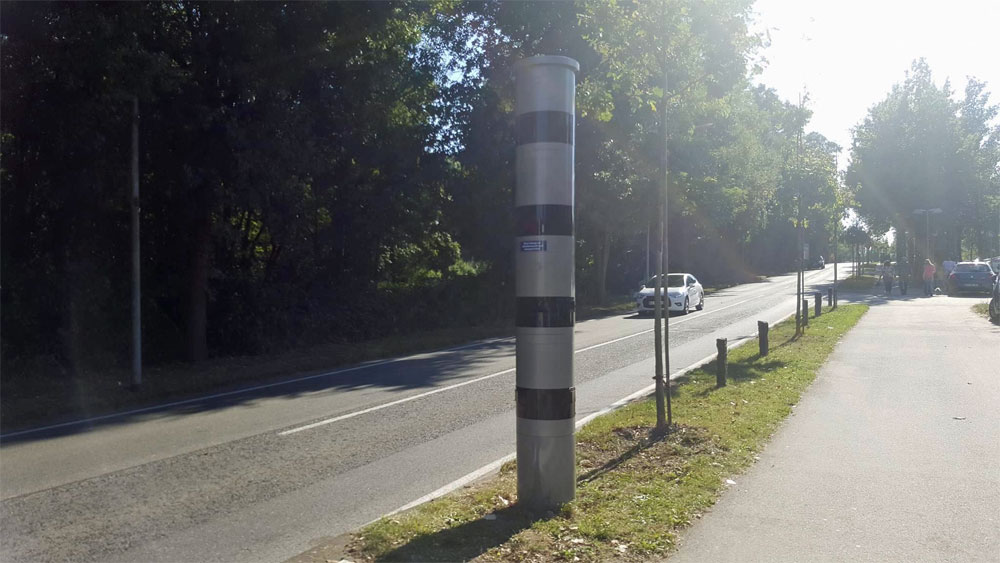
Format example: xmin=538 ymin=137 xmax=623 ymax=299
xmin=514 ymin=55 xmax=579 ymax=511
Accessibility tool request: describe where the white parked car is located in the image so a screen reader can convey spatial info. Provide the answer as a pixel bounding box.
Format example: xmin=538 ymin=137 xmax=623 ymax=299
xmin=635 ymin=273 xmax=704 ymax=315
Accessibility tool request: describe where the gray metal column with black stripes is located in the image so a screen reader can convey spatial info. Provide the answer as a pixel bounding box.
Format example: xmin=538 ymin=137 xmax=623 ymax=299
xmin=514 ymin=55 xmax=579 ymax=510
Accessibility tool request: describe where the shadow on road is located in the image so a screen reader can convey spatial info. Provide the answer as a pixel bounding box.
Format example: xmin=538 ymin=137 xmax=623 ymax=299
xmin=1 ymin=336 xmax=517 ymax=444
xmin=1 ymin=270 xmax=851 ymax=444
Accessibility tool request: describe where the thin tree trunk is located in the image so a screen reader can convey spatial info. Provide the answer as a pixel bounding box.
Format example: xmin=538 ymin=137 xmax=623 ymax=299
xmin=653 ymin=201 xmax=666 ymax=430
xmin=186 ymin=211 xmax=211 ymax=362
xmin=597 ymin=228 xmax=610 ymax=305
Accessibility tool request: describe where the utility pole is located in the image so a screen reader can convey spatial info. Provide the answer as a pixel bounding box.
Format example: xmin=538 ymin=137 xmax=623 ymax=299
xmin=131 ymin=95 xmax=142 ymax=388
xmin=833 ymin=206 xmax=839 ymax=308
xmin=795 ymin=94 xmax=804 ymax=336
xmin=645 ymin=223 xmax=650 ymax=282
xmin=662 ymin=69 xmax=672 ymax=428
xmin=833 ymin=158 xmax=839 ymax=308
xmin=914 ymin=208 xmax=942 ymax=263
xmin=513 ymin=55 xmax=579 ymax=511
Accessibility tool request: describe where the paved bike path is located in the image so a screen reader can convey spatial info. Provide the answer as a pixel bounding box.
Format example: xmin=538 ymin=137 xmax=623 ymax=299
xmin=669 ymin=295 xmax=1000 ymax=562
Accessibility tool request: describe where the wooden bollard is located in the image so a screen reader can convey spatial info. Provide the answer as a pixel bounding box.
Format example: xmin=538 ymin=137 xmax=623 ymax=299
xmin=815 ymin=293 xmax=822 ymax=317
xmin=716 ymin=338 xmax=727 ymax=388
xmin=758 ymin=321 xmax=769 ymax=357
xmin=827 ymin=287 xmax=833 ymax=306
xmin=801 ymin=299 xmax=809 ymax=326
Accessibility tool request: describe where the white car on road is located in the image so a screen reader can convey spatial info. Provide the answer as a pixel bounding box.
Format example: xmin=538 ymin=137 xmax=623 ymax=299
xmin=635 ymin=273 xmax=704 ymax=315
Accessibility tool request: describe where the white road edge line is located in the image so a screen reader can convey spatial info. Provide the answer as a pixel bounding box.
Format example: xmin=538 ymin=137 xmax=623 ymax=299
xmin=377 ymin=306 xmax=809 ymax=521
xmin=0 ymin=336 xmax=513 ymax=440
xmin=373 ymin=333 xmax=764 ymax=524
xmin=2 ymin=270 xmax=823 ymax=440
xmin=278 ymin=368 xmax=514 ymax=436
xmin=278 ymin=295 xmax=762 ymax=436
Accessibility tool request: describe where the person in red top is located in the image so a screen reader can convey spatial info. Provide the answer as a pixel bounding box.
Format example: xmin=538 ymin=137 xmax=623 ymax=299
xmin=923 ymin=259 xmax=936 ymax=296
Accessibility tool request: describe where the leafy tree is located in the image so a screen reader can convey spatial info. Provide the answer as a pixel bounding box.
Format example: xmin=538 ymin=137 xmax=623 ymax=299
xmin=2 ymin=2 xmax=470 ymax=370
xmin=847 ymin=59 xmax=998 ymax=263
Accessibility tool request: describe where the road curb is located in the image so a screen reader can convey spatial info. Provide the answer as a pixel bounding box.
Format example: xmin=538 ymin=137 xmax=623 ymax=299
xmin=369 ymin=311 xmax=798 ymax=525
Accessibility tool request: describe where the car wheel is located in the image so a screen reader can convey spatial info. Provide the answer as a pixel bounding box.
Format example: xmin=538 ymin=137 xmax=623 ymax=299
xmin=990 ymin=296 xmax=1000 ymax=321
xmin=682 ymin=298 xmax=690 ymax=315
xmin=696 ymin=294 xmax=704 ymax=310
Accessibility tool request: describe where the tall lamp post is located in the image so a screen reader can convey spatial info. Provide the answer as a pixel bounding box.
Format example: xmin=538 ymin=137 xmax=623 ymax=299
xmin=913 ymin=208 xmax=943 ymax=261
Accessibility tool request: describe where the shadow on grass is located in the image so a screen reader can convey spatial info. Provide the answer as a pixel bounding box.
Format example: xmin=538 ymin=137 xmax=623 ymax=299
xmin=692 ymin=358 xmax=787 ymax=397
xmin=376 ymin=422 xmax=705 ymax=561
xmin=373 ymin=505 xmax=541 ymax=562
xmin=578 ymin=426 xmax=671 ymax=485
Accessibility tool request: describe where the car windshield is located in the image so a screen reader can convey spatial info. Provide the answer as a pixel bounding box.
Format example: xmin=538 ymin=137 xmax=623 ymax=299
xmin=954 ymin=263 xmax=991 ymax=273
xmin=645 ymin=274 xmax=686 ymax=288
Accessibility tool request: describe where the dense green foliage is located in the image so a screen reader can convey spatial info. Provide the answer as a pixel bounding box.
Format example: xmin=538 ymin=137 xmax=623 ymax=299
xmin=847 ymin=60 xmax=1000 ymax=272
xmin=0 ymin=1 xmax=905 ymax=376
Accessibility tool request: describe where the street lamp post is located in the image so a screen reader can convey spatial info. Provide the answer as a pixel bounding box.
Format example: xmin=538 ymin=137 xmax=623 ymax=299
xmin=913 ymin=208 xmax=943 ymax=262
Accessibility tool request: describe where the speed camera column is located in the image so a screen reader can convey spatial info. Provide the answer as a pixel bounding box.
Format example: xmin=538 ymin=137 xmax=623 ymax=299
xmin=514 ymin=55 xmax=579 ymax=510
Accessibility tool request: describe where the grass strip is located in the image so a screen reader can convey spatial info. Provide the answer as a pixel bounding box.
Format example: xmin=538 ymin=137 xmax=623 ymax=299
xmin=837 ymin=275 xmax=878 ymax=292
xmin=340 ymin=304 xmax=868 ymax=563
xmin=971 ymin=303 xmax=990 ymax=319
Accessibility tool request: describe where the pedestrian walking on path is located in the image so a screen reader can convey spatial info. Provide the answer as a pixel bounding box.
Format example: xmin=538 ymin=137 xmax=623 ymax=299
xmin=923 ymin=259 xmax=936 ymax=295
xmin=880 ymin=261 xmax=894 ymax=295
xmin=667 ymin=297 xmax=1000 ymax=563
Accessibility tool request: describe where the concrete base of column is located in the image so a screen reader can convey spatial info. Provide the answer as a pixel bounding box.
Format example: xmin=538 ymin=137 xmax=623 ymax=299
xmin=516 ymin=417 xmax=575 ymax=510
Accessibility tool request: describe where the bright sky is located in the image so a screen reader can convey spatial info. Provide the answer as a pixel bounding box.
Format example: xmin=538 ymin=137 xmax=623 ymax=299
xmin=750 ymin=0 xmax=1000 ymax=169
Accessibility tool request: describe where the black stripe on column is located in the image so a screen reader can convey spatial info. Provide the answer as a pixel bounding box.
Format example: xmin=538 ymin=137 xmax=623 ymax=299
xmin=516 ymin=297 xmax=575 ymax=327
xmin=516 ymin=387 xmax=575 ymax=420
xmin=517 ymin=111 xmax=574 ymax=145
xmin=515 ymin=205 xmax=574 ymax=237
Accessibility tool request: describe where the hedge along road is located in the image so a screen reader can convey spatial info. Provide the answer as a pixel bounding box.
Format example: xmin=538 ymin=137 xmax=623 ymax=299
xmin=0 ymin=266 xmax=840 ymax=563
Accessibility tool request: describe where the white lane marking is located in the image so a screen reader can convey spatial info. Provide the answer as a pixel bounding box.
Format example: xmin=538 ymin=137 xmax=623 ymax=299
xmin=280 ymin=273 xmax=835 ymax=437
xmin=376 ymin=305 xmax=813 ymax=522
xmin=278 ymin=296 xmax=760 ymax=436
xmin=374 ymin=333 xmax=767 ymax=523
xmin=4 ymin=270 xmax=831 ymax=441
xmin=278 ymin=367 xmax=515 ymax=436
xmin=383 ymin=453 xmax=517 ymax=520
xmin=0 ymin=336 xmax=513 ymax=440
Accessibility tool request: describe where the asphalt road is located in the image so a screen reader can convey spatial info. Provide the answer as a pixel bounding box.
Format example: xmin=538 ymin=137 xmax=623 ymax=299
xmin=0 ymin=267 xmax=842 ymax=563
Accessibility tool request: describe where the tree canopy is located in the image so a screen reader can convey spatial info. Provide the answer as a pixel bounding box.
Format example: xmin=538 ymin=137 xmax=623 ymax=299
xmin=847 ymin=59 xmax=1000 ymax=266
xmin=3 ymin=1 xmax=941 ymax=379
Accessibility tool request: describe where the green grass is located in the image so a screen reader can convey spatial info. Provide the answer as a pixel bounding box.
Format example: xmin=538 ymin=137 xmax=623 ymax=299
xmin=972 ymin=303 xmax=990 ymax=318
xmin=338 ymin=304 xmax=869 ymax=563
xmin=837 ymin=275 xmax=878 ymax=292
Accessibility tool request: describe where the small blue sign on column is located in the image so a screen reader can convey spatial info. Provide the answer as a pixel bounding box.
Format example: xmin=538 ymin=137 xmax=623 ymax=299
xmin=520 ymin=240 xmax=548 ymax=252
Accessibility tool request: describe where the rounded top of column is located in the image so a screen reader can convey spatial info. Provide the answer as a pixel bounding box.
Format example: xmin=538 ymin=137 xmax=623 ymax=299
xmin=515 ymin=55 xmax=579 ymax=74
